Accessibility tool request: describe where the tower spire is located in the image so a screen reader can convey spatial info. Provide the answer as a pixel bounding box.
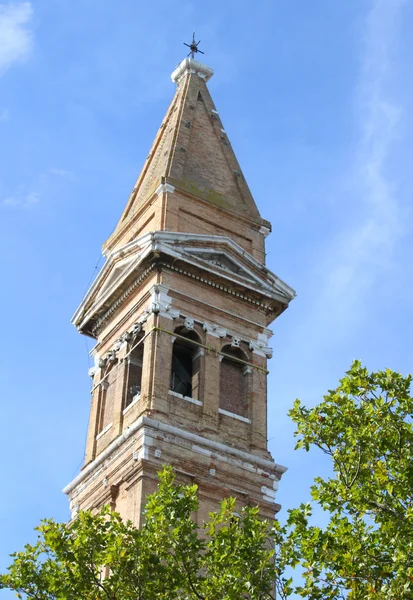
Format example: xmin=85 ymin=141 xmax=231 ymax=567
xmin=103 ymin=52 xmax=268 ymax=257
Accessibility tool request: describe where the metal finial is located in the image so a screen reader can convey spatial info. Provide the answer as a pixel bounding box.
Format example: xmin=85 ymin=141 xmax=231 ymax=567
xmin=183 ymin=32 xmax=204 ymax=59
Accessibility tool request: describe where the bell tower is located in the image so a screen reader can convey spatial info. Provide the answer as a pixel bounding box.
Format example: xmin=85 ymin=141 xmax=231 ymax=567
xmin=63 ymin=56 xmax=295 ymax=524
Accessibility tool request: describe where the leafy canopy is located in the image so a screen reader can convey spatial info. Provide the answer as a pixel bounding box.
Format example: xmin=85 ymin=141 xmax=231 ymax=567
xmin=0 ymin=467 xmax=281 ymax=600
xmin=2 ymin=361 xmax=413 ymax=599
xmin=284 ymin=360 xmax=413 ymax=599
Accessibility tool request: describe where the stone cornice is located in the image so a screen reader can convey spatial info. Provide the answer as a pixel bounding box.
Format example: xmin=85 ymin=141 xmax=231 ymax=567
xmin=63 ymin=415 xmax=286 ymax=497
xmin=73 ymin=232 xmax=296 ymax=337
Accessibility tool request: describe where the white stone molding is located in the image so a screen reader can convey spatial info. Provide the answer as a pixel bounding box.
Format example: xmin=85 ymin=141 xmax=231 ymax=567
xmin=88 ymin=366 xmax=98 ymax=378
xmin=70 ymin=502 xmax=80 ymax=519
xmin=249 ymin=340 xmax=273 ymax=359
xmin=171 ymin=58 xmax=214 ymax=84
xmin=74 ymin=231 xmax=296 ymax=336
xmin=63 ymin=416 xmax=287 ymax=497
xmin=261 ymin=485 xmax=276 ymax=504
xmin=168 ymin=390 xmax=203 ymax=406
xmin=259 ymin=226 xmax=271 ymax=238
xmin=91 ymin=264 xmax=156 ymax=334
xmin=242 ymin=366 xmax=253 ymax=376
xmin=257 ymin=330 xmax=272 ymax=344
xmin=191 ymin=316 xmax=273 ymax=360
xmin=96 ymin=422 xmax=112 ymax=440
xmin=218 ymin=408 xmax=251 ymax=424
xmin=148 ymin=284 xmax=180 ymax=320
xmin=122 ymin=394 xmax=141 ymax=415
xmin=154 ymin=183 xmax=175 ymax=196
xmin=202 ymin=321 xmax=227 ymax=338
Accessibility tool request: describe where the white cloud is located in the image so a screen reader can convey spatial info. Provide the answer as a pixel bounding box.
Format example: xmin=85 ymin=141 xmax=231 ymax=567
xmin=305 ymin=0 xmax=408 ymax=341
xmin=49 ymin=168 xmax=74 ymax=178
xmin=0 ymin=2 xmax=33 ymax=76
xmin=0 ymin=108 xmax=10 ymax=121
xmin=2 ymin=191 xmax=40 ymax=207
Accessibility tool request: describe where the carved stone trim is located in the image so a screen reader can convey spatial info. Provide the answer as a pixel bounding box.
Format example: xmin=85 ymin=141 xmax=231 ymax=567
xmin=231 ymin=337 xmax=241 ymax=348
xmin=184 ymin=317 xmax=194 ymax=330
xmin=92 ymin=264 xmax=156 ymax=335
xmin=159 ymin=261 xmax=273 ymax=311
xmin=203 ymin=321 xmax=227 ymax=338
xmin=249 ymin=340 xmax=273 ymax=358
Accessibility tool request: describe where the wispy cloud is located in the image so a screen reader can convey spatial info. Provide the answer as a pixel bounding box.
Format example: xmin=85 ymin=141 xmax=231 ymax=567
xmin=49 ymin=168 xmax=74 ymax=178
xmin=0 ymin=108 xmax=10 ymax=121
xmin=0 ymin=2 xmax=33 ymax=76
xmin=2 ymin=191 xmax=40 ymax=208
xmin=307 ymin=0 xmax=408 ymax=340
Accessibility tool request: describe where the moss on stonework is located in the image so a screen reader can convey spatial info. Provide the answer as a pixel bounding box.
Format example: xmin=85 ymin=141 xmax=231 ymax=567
xmin=168 ymin=177 xmax=249 ymax=213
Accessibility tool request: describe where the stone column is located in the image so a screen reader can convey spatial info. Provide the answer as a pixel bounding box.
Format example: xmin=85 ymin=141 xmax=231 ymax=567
xmin=111 ymin=342 xmax=130 ymax=437
xmin=140 ymin=312 xmax=174 ymax=416
xmin=250 ymin=354 xmax=268 ymax=451
xmin=84 ymin=367 xmax=103 ymax=464
xmin=201 ymin=333 xmax=220 ymax=432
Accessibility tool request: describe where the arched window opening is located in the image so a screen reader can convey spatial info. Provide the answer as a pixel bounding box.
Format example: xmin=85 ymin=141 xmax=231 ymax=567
xmin=97 ymin=364 xmax=117 ymax=434
xmin=219 ymin=346 xmax=248 ymax=417
xmin=170 ymin=330 xmax=201 ymax=400
xmin=125 ymin=335 xmax=144 ymax=408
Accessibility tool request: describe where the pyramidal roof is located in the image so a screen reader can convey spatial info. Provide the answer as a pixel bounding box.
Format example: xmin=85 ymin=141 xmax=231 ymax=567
xmin=104 ymin=58 xmax=262 ymax=252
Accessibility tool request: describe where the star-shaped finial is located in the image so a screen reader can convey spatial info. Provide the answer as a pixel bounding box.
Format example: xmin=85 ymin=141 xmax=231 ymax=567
xmin=183 ymin=32 xmax=204 ymax=59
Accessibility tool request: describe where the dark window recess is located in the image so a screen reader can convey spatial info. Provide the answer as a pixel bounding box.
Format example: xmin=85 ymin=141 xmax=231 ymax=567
xmin=125 ymin=342 xmax=144 ymax=408
xmin=171 ymin=344 xmax=193 ymax=397
xmin=170 ymin=334 xmax=201 ymax=400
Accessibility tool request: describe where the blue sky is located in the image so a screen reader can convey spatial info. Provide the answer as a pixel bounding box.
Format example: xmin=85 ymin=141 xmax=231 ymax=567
xmin=1 ymin=0 xmax=412 ymax=592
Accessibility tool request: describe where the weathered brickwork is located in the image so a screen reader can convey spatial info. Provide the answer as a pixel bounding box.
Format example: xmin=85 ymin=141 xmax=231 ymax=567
xmin=66 ymin=57 xmax=295 ymax=529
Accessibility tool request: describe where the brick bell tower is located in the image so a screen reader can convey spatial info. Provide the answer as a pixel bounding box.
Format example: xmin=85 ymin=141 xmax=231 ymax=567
xmin=63 ymin=56 xmax=295 ymax=524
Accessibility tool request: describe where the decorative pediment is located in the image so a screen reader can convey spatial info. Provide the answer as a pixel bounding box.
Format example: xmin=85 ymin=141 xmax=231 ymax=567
xmin=176 ymin=247 xmax=271 ymax=291
xmin=189 ymin=252 xmax=246 ymax=276
xmin=152 ymin=233 xmax=295 ymax=302
xmin=72 ymin=231 xmax=295 ymax=335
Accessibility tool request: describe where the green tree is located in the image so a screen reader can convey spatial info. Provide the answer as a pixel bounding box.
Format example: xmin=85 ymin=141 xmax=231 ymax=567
xmin=285 ymin=360 xmax=413 ymax=599
xmin=0 ymin=467 xmax=283 ymax=599
xmin=2 ymin=362 xmax=412 ymax=599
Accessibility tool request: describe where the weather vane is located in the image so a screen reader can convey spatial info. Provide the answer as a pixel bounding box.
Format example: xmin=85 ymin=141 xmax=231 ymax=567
xmin=184 ymin=33 xmax=204 ymax=59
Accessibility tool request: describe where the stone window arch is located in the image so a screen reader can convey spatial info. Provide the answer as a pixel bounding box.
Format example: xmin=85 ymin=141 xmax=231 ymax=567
xmin=170 ymin=326 xmax=202 ymax=400
xmin=124 ymin=330 xmax=145 ymax=409
xmin=219 ymin=345 xmax=250 ymax=417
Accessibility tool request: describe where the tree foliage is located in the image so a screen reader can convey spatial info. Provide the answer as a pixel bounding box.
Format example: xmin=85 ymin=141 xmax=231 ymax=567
xmin=2 ymin=361 xmax=412 ymax=599
xmin=0 ymin=467 xmax=280 ymax=600
xmin=284 ymin=360 xmax=413 ymax=599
